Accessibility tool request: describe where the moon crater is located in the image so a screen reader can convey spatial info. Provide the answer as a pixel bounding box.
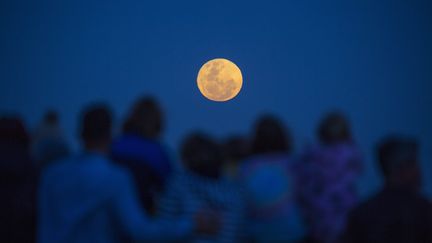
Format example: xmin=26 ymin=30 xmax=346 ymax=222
xmin=197 ymin=58 xmax=243 ymax=102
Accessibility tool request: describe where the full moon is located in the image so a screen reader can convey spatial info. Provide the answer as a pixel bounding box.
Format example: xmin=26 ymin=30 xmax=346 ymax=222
xmin=197 ymin=58 xmax=243 ymax=102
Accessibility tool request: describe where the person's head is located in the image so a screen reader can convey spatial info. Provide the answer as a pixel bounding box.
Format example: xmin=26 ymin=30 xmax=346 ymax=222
xmin=44 ymin=110 xmax=58 ymax=126
xmin=318 ymin=112 xmax=352 ymax=145
xmin=80 ymin=104 xmax=112 ymax=152
xmin=0 ymin=116 xmax=29 ymax=148
xmin=377 ymin=136 xmax=420 ymax=190
xmin=181 ymin=132 xmax=223 ymax=179
xmin=223 ymin=136 xmax=249 ymax=165
xmin=251 ymin=115 xmax=291 ymax=155
xmin=123 ymin=96 xmax=163 ymax=139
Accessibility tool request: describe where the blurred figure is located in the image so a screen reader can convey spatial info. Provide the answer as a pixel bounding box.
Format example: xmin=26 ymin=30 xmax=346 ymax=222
xmin=294 ymin=112 xmax=362 ymax=243
xmin=343 ymin=136 xmax=432 ymax=243
xmin=222 ymin=135 xmax=249 ymax=180
xmin=0 ymin=117 xmax=38 ymax=243
xmin=158 ymin=132 xmax=245 ymax=242
xmin=238 ymin=115 xmax=305 ymax=242
xmin=111 ymin=97 xmax=172 ymax=214
xmin=38 ymin=105 xmax=210 ymax=243
xmin=32 ymin=110 xmax=69 ymax=168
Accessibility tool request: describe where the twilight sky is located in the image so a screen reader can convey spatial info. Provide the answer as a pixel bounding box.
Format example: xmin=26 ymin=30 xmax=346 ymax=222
xmin=1 ymin=0 xmax=431 ymax=197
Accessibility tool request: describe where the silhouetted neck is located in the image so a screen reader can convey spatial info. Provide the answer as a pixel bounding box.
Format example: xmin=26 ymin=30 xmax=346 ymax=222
xmin=84 ymin=142 xmax=109 ymax=155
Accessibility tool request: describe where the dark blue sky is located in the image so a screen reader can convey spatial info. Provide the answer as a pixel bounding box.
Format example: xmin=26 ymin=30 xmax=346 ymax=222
xmin=1 ymin=0 xmax=431 ymax=197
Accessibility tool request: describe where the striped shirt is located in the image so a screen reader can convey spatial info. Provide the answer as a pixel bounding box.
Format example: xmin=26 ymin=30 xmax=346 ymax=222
xmin=158 ymin=170 xmax=245 ymax=243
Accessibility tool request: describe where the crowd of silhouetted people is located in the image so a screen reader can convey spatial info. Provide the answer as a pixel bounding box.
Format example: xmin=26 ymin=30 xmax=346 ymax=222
xmin=1 ymin=96 xmax=431 ymax=243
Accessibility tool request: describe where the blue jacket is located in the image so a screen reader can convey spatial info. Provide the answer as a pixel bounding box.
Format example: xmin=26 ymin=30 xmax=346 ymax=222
xmin=111 ymin=134 xmax=173 ymax=213
xmin=38 ymin=152 xmax=192 ymax=243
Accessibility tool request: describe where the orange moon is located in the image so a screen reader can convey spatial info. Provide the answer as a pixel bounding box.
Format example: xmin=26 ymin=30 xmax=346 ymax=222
xmin=197 ymin=58 xmax=243 ymax=102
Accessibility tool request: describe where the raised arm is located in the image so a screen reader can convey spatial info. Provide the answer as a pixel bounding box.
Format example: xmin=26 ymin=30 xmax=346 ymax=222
xmin=111 ymin=169 xmax=193 ymax=242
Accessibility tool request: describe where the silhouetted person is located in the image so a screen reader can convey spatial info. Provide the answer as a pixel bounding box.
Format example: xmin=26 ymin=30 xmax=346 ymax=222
xmin=222 ymin=135 xmax=249 ymax=180
xmin=0 ymin=117 xmax=38 ymax=243
xmin=111 ymin=97 xmax=172 ymax=214
xmin=38 ymin=104 xmax=213 ymax=243
xmin=238 ymin=115 xmax=305 ymax=242
xmin=158 ymin=132 xmax=245 ymax=242
xmin=294 ymin=112 xmax=362 ymax=243
xmin=32 ymin=110 xmax=69 ymax=168
xmin=343 ymin=136 xmax=432 ymax=243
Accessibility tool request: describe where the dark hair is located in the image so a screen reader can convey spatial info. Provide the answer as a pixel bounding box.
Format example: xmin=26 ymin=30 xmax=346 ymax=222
xmin=0 ymin=117 xmax=29 ymax=147
xmin=318 ymin=112 xmax=351 ymax=145
xmin=377 ymin=136 xmax=418 ymax=178
xmin=80 ymin=105 xmax=112 ymax=144
xmin=123 ymin=96 xmax=163 ymax=139
xmin=251 ymin=115 xmax=291 ymax=155
xmin=223 ymin=136 xmax=249 ymax=163
xmin=44 ymin=110 xmax=58 ymax=125
xmin=181 ymin=132 xmax=222 ymax=179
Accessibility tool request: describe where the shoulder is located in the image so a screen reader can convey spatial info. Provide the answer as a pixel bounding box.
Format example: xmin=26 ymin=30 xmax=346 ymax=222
xmin=411 ymin=192 xmax=432 ymax=212
xmin=222 ymin=179 xmax=247 ymax=203
xmin=348 ymin=200 xmax=369 ymax=220
xmin=40 ymin=155 xmax=75 ymax=180
xmin=105 ymin=161 xmax=134 ymax=184
xmin=83 ymin=155 xmax=135 ymax=191
xmin=161 ymin=170 xmax=189 ymax=194
xmin=205 ymin=176 xmax=246 ymax=206
xmin=354 ymin=189 xmax=381 ymax=210
xmin=347 ymin=190 xmax=387 ymax=225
